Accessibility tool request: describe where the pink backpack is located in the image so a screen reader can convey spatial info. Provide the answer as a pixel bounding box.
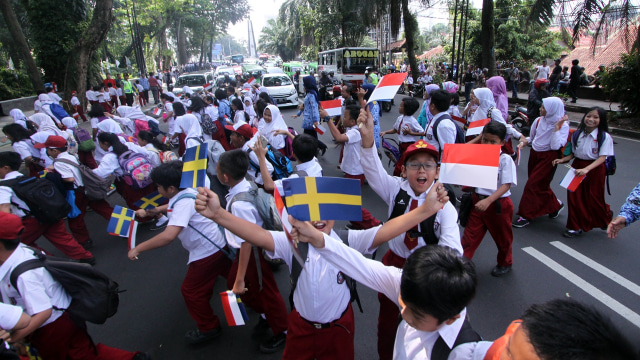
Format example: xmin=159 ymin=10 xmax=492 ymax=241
xmin=118 ymin=150 xmax=154 ymax=189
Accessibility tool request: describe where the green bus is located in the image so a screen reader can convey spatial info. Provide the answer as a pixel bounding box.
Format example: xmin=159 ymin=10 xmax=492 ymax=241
xmin=283 ymin=61 xmax=304 ymax=78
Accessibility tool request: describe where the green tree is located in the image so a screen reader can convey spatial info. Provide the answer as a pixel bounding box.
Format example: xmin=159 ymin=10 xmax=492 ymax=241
xmin=258 ymin=19 xmax=295 ymax=61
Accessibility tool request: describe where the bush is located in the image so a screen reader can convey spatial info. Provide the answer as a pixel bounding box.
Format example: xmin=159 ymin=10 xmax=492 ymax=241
xmin=0 ymin=68 xmax=36 ymax=101
xmin=601 ymin=51 xmax=640 ymax=116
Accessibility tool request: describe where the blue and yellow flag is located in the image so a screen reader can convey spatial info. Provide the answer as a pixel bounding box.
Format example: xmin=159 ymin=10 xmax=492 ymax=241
xmin=134 ymin=191 xmax=168 ymax=210
xmin=180 ymin=144 xmax=208 ymax=189
xmin=283 ymin=177 xmax=362 ymax=221
xmin=107 ymin=205 xmax=135 ymax=238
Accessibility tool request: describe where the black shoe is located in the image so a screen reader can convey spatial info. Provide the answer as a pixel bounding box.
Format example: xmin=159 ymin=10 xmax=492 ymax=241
xmin=150 ymin=219 xmax=168 ymax=231
xmin=491 ymin=265 xmax=512 ymax=277
xmin=133 ymin=352 xmax=152 ymax=360
xmin=78 ymin=257 xmax=96 ymax=266
xmin=185 ymin=327 xmax=222 ymax=345
xmin=253 ymin=317 xmax=270 ymax=333
xmin=81 ymin=239 xmax=94 ymax=250
xmin=512 ymin=217 xmax=530 ymax=228
xmin=562 ymin=229 xmax=583 ymax=238
xmin=259 ymin=332 xmax=286 ymax=354
xmin=549 ymin=202 xmax=564 ymax=219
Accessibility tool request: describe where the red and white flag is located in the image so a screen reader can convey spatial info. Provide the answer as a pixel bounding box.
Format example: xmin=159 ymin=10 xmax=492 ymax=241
xmin=220 ymin=291 xmax=249 ymax=326
xmin=203 ymin=83 xmax=213 ymax=91
xmin=367 ymin=72 xmax=407 ymax=104
xmin=451 ymin=115 xmax=467 ymax=128
xmin=439 ymin=144 xmax=501 ymax=190
xmin=152 ymin=107 xmax=162 ymax=116
xmin=465 ymin=118 xmax=491 ymax=137
xmin=516 ymin=147 xmax=521 ymax=166
xmin=127 ymin=220 xmax=138 ymax=250
xmin=247 ymin=77 xmax=257 ymax=85
xmin=320 ymin=99 xmax=342 ymax=117
xmin=560 ymin=167 xmax=586 ymax=192
xmin=314 ymin=124 xmax=326 ymax=135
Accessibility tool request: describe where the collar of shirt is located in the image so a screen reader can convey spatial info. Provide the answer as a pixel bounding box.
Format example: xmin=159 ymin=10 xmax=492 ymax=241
xmin=225 ymin=179 xmax=252 ymax=203
xmin=2 ymin=171 xmax=23 ymax=182
xmin=403 ymin=308 xmax=467 ymax=352
xmin=296 ymin=157 xmax=321 ymax=174
xmin=0 ymin=244 xmax=29 ymax=284
xmin=399 ymin=179 xmax=430 ymax=201
xmin=428 ymin=111 xmax=449 ymax=126
xmin=585 ymin=128 xmax=599 ymax=140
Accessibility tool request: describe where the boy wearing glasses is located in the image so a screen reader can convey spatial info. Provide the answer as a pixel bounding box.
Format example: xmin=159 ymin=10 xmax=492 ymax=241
xmin=358 ymin=107 xmax=462 ymax=360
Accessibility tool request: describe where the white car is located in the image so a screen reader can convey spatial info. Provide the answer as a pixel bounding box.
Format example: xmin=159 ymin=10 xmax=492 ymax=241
xmin=173 ymin=74 xmax=207 ymax=96
xmin=266 ymin=67 xmax=284 ymax=74
xmin=214 ymin=66 xmax=235 ymax=78
xmin=261 ymin=74 xmax=299 ymax=108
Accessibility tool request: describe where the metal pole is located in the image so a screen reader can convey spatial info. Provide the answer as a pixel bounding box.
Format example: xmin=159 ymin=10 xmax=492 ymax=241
xmin=450 ymin=0 xmax=459 ymax=80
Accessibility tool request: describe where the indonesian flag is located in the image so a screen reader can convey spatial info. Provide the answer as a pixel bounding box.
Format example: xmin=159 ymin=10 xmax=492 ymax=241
xmin=127 ymin=220 xmax=139 ymax=250
xmin=451 ymin=115 xmax=467 ymax=127
xmin=247 ymin=77 xmax=257 ymax=85
xmin=274 ymin=187 xmax=304 ymax=267
xmin=152 ymin=107 xmax=162 ymax=116
xmin=439 ymin=144 xmax=501 ymax=190
xmin=203 ymin=83 xmax=213 ymax=91
xmin=560 ymin=167 xmax=586 ymax=192
xmin=220 ymin=291 xmax=249 ymax=326
xmin=314 ymin=124 xmax=326 ymax=135
xmin=367 ymin=72 xmax=407 ymax=104
xmin=320 ymin=99 xmax=342 ymax=117
xmin=516 ymin=147 xmax=521 ymax=166
xmin=465 ymin=118 xmax=491 ymax=137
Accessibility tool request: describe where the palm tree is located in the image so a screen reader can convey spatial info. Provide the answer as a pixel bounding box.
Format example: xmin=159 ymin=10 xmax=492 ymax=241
xmin=259 ymin=19 xmax=295 ymax=61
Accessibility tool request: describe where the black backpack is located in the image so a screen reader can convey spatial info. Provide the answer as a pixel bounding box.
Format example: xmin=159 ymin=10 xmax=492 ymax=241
xmin=431 ymin=113 xmax=465 ymax=156
xmin=2 ymin=176 xmax=70 ymax=224
xmin=10 ymin=247 xmax=121 ymax=324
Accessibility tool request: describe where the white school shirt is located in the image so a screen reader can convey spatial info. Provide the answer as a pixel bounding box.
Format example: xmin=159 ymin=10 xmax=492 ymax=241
xmin=93 ymin=152 xmax=123 ymax=178
xmin=572 ymin=129 xmax=614 ymax=160
xmin=224 ymin=179 xmax=262 ymax=249
xmin=0 ymin=171 xmax=30 ymax=217
xmin=233 ymin=110 xmax=246 ymax=124
xmin=360 ymin=146 xmax=462 ymax=258
xmin=265 ymin=231 xmax=351 ymax=323
xmin=394 ymin=115 xmax=424 ymax=143
xmin=476 ymin=153 xmax=517 ymax=197
xmin=424 ymin=112 xmax=458 ymax=156
xmin=136 ymin=84 xmax=144 ymax=93
xmin=168 ymin=188 xmax=225 ymax=264
xmin=53 ymin=152 xmax=83 ymax=188
xmin=0 ymin=302 xmax=24 ymax=330
xmin=0 ymin=244 xmax=71 ymax=327
xmin=527 ymin=117 xmax=569 ymax=152
xmin=116 ymin=88 xmax=123 ymax=97
xmin=244 ymin=143 xmax=273 ymax=186
xmin=33 ymin=100 xmax=42 ymax=113
xmin=12 ymin=140 xmax=40 ymax=160
xmin=448 ymin=341 xmax=494 ymax=360
xmin=316 ymin=234 xmax=467 ymax=360
xmin=70 ymin=96 xmax=80 ymax=106
xmin=108 ymin=87 xmax=117 ymax=97
xmin=341 ymin=125 xmax=364 ymax=176
xmin=48 ymin=93 xmax=62 ymax=104
xmin=143 ymin=144 xmax=162 ymax=167
xmin=274 ymin=157 xmax=323 ymax=196
xmin=448 ymin=105 xmax=462 ymax=118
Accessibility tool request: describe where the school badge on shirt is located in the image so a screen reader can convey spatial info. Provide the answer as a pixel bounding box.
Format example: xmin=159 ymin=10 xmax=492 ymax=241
xmin=337 ymin=271 xmax=345 ymax=284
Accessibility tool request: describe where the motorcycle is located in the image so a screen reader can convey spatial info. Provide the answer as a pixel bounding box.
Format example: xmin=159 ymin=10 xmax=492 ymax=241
xmin=510 ymin=105 xmax=531 ymax=136
xmin=410 ymin=83 xmax=424 ymax=98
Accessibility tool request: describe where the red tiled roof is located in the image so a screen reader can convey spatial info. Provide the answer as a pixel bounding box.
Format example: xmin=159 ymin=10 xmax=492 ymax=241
xmin=418 ymin=46 xmax=444 ymax=60
xmin=387 ymin=39 xmax=406 ymax=52
xmin=560 ymin=28 xmax=638 ymax=75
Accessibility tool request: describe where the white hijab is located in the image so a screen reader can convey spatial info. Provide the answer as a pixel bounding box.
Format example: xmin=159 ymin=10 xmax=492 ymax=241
xmin=176 ymin=113 xmax=203 ymax=138
xmin=182 ymin=86 xmax=193 ymax=95
xmin=9 ymin=109 xmax=28 ymax=129
xmin=30 ymin=113 xmax=59 ymax=132
xmin=243 ymin=97 xmax=257 ymax=120
xmin=97 ymin=118 xmax=124 ymax=134
xmin=541 ymin=97 xmax=565 ymax=124
xmin=117 ymin=106 xmax=146 ymax=121
xmin=258 ymin=105 xmax=287 ymax=149
xmin=471 ymin=88 xmax=497 ymax=122
xmin=38 ymin=93 xmax=53 ymax=105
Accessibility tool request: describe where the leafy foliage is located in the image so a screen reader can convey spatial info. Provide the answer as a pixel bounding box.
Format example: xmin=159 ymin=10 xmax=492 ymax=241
xmin=0 ymin=68 xmax=34 ymax=100
xmin=601 ymin=50 xmax=640 ymax=116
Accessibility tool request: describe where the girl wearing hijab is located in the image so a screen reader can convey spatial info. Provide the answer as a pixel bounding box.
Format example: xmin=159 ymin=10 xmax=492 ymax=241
xmin=116 ymin=105 xmax=149 ymax=136
xmin=416 ymin=84 xmax=442 ymax=131
xmin=468 ymin=88 xmax=525 ymax=154
xmin=36 ymin=93 xmax=63 ymax=127
xmin=513 ymin=97 xmax=569 ymax=228
xmin=360 ymin=84 xmax=382 ymax=148
xmin=486 ymin=76 xmax=509 ymax=120
xmin=2 ymin=123 xmax=43 ymax=177
xmin=9 ymin=109 xmax=30 ymax=130
xmin=302 ymin=75 xmax=327 ymax=154
xmin=258 ymin=104 xmax=288 ymax=153
xmin=243 ymin=96 xmax=258 ymax=127
xmin=175 ymin=105 xmax=204 ymax=156
xmin=231 ymin=98 xmax=249 ymax=125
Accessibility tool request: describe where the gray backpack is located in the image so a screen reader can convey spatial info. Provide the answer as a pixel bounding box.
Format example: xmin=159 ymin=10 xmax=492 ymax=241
xmin=54 ymin=158 xmax=114 ymax=201
xmin=227 ymin=185 xmax=283 ymax=231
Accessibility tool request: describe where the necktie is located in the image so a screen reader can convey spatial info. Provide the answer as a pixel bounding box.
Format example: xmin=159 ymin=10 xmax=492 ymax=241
xmin=403 ymin=199 xmax=419 ymax=250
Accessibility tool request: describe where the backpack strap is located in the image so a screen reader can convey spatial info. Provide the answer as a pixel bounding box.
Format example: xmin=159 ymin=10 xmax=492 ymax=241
xmin=289 ymin=241 xmax=309 ymax=309
xmin=430 ymin=318 xmax=482 ymax=360
xmin=487 ymin=106 xmax=495 ymax=119
xmin=10 ymin=258 xmax=44 ymax=295
xmin=227 ymin=189 xmax=264 ymax=290
xmin=169 ymin=193 xmax=236 ymax=260
xmin=389 ymin=189 xmax=439 ymax=245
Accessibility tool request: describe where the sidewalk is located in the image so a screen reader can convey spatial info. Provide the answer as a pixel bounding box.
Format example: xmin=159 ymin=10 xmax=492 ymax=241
xmin=505 ymin=91 xmax=622 ymax=114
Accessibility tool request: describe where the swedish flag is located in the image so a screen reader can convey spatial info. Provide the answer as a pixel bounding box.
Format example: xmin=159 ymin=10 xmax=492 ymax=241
xmin=180 ymin=144 xmax=208 ymax=189
xmin=107 ymin=205 xmax=135 ymax=237
xmin=283 ymin=177 xmax=362 ymax=221
xmin=134 ymin=191 xmax=168 ymax=209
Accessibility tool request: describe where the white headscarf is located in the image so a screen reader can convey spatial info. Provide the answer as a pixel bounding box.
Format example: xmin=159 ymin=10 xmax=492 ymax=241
xmin=97 ymin=118 xmax=124 ymax=134
xmin=29 ymin=113 xmax=58 ymax=131
xmin=471 ymin=88 xmax=497 ymax=122
xmin=182 ymin=86 xmax=193 ymax=95
xmin=61 ymin=117 xmax=77 ymax=129
xmin=259 ymin=86 xmax=269 ymax=94
xmin=117 ymin=106 xmax=146 ymax=121
xmin=9 ymin=109 xmax=28 ymax=129
xmin=243 ymin=97 xmax=257 ymax=121
xmin=541 ymin=97 xmax=565 ymax=124
xmin=258 ymin=105 xmax=287 ymax=149
xmin=175 ymin=113 xmax=203 ymax=139
xmin=38 ymin=93 xmax=53 ymax=105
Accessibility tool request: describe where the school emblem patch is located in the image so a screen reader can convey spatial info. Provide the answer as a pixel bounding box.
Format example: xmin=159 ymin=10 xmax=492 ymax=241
xmin=592 ymin=147 xmax=598 ymax=155
xmin=434 ymin=221 xmax=440 ymax=232
xmin=337 ymin=271 xmax=345 ymax=284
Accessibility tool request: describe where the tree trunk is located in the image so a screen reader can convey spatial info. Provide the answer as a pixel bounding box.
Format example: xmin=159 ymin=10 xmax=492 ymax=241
xmin=480 ymin=0 xmax=496 ymax=76
xmin=402 ymin=0 xmax=419 ymax=82
xmin=63 ymin=0 xmax=114 ymax=102
xmin=177 ymin=18 xmax=187 ymax=65
xmin=0 ymin=0 xmax=44 ymax=91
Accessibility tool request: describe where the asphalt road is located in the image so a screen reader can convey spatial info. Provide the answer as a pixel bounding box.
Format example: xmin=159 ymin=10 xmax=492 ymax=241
xmin=32 ymin=93 xmax=640 ymax=359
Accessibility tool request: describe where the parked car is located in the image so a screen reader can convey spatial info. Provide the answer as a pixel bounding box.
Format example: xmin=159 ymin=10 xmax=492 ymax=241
xmin=173 ymin=74 xmax=207 ymax=96
xmin=261 ymin=73 xmax=299 ymax=108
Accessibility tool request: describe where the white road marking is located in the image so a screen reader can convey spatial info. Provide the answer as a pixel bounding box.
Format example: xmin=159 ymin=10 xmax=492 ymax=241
xmin=523 ymin=246 xmax=640 ymax=328
xmin=551 ymin=241 xmax=640 ymax=297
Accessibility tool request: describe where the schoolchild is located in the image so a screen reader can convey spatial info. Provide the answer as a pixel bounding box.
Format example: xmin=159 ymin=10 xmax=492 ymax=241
xmin=137 ymin=130 xmax=167 ymax=167
xmin=226 ymin=122 xmax=274 ymax=185
xmin=86 ymin=85 xmax=99 ymax=106
xmin=231 ymin=98 xmax=249 ymax=125
xmin=514 ymin=97 xmax=569 ymax=228
xmin=422 ymin=90 xmax=457 ymax=156
xmin=107 ymin=83 xmax=118 ymax=110
xmin=2 ymin=124 xmax=43 ymax=177
xmin=135 ymin=80 xmax=145 ymax=106
xmin=415 ymin=84 xmax=442 ymax=130
xmin=172 ymin=102 xmax=203 ymax=157
xmin=97 ymin=86 xmax=112 ymax=114
xmin=215 ymin=88 xmax=231 ymax=122
xmin=380 ymin=97 xmax=423 ymax=154
xmin=255 ymin=133 xmax=322 ymax=196
xmin=0 ymin=212 xmax=148 ymax=360
xmin=117 ymin=83 xmax=126 ymax=107
xmin=256 ymin=105 xmax=288 ymax=154
xmin=70 ymin=91 xmax=87 ymax=122
xmin=461 ymin=122 xmax=517 ymax=277
xmin=128 ymin=161 xmax=232 ymax=345
xmin=358 ymin=107 xmax=462 ymax=360
xmin=325 ymin=104 xmax=381 ymax=230
xmin=160 ymin=93 xmax=176 ymax=145
xmin=216 ymin=150 xmax=289 ymax=353
xmin=448 ymin=92 xmax=462 ymax=118
xmin=552 ymin=107 xmax=614 ymax=237
xmin=88 ymin=103 xmax=109 ymax=141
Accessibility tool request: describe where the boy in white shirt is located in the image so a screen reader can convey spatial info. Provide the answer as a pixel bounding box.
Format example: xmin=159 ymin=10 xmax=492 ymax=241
xmin=380 ymin=97 xmax=423 ymax=176
xmin=69 ymin=91 xmax=87 ymax=122
xmin=128 ymin=161 xmax=232 ymax=345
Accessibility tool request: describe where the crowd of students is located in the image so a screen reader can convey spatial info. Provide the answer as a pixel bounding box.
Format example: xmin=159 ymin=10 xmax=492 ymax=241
xmin=0 ymin=71 xmax=638 ymax=360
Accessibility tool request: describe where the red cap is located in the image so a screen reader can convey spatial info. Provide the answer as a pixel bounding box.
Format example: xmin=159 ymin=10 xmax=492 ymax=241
xmin=71 ymin=91 xmax=77 ymax=95
xmin=33 ymin=135 xmax=67 ymax=149
xmin=0 ymin=212 xmax=24 ymax=239
xmin=402 ymin=140 xmax=439 ymax=164
xmin=225 ymin=123 xmax=254 ymax=140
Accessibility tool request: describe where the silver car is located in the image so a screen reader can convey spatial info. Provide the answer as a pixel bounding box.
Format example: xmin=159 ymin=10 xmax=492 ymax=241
xmin=261 ymin=74 xmax=299 ymax=108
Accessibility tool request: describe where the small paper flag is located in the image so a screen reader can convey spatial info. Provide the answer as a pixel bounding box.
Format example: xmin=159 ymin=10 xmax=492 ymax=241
xmin=220 ymin=291 xmax=249 ymax=326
